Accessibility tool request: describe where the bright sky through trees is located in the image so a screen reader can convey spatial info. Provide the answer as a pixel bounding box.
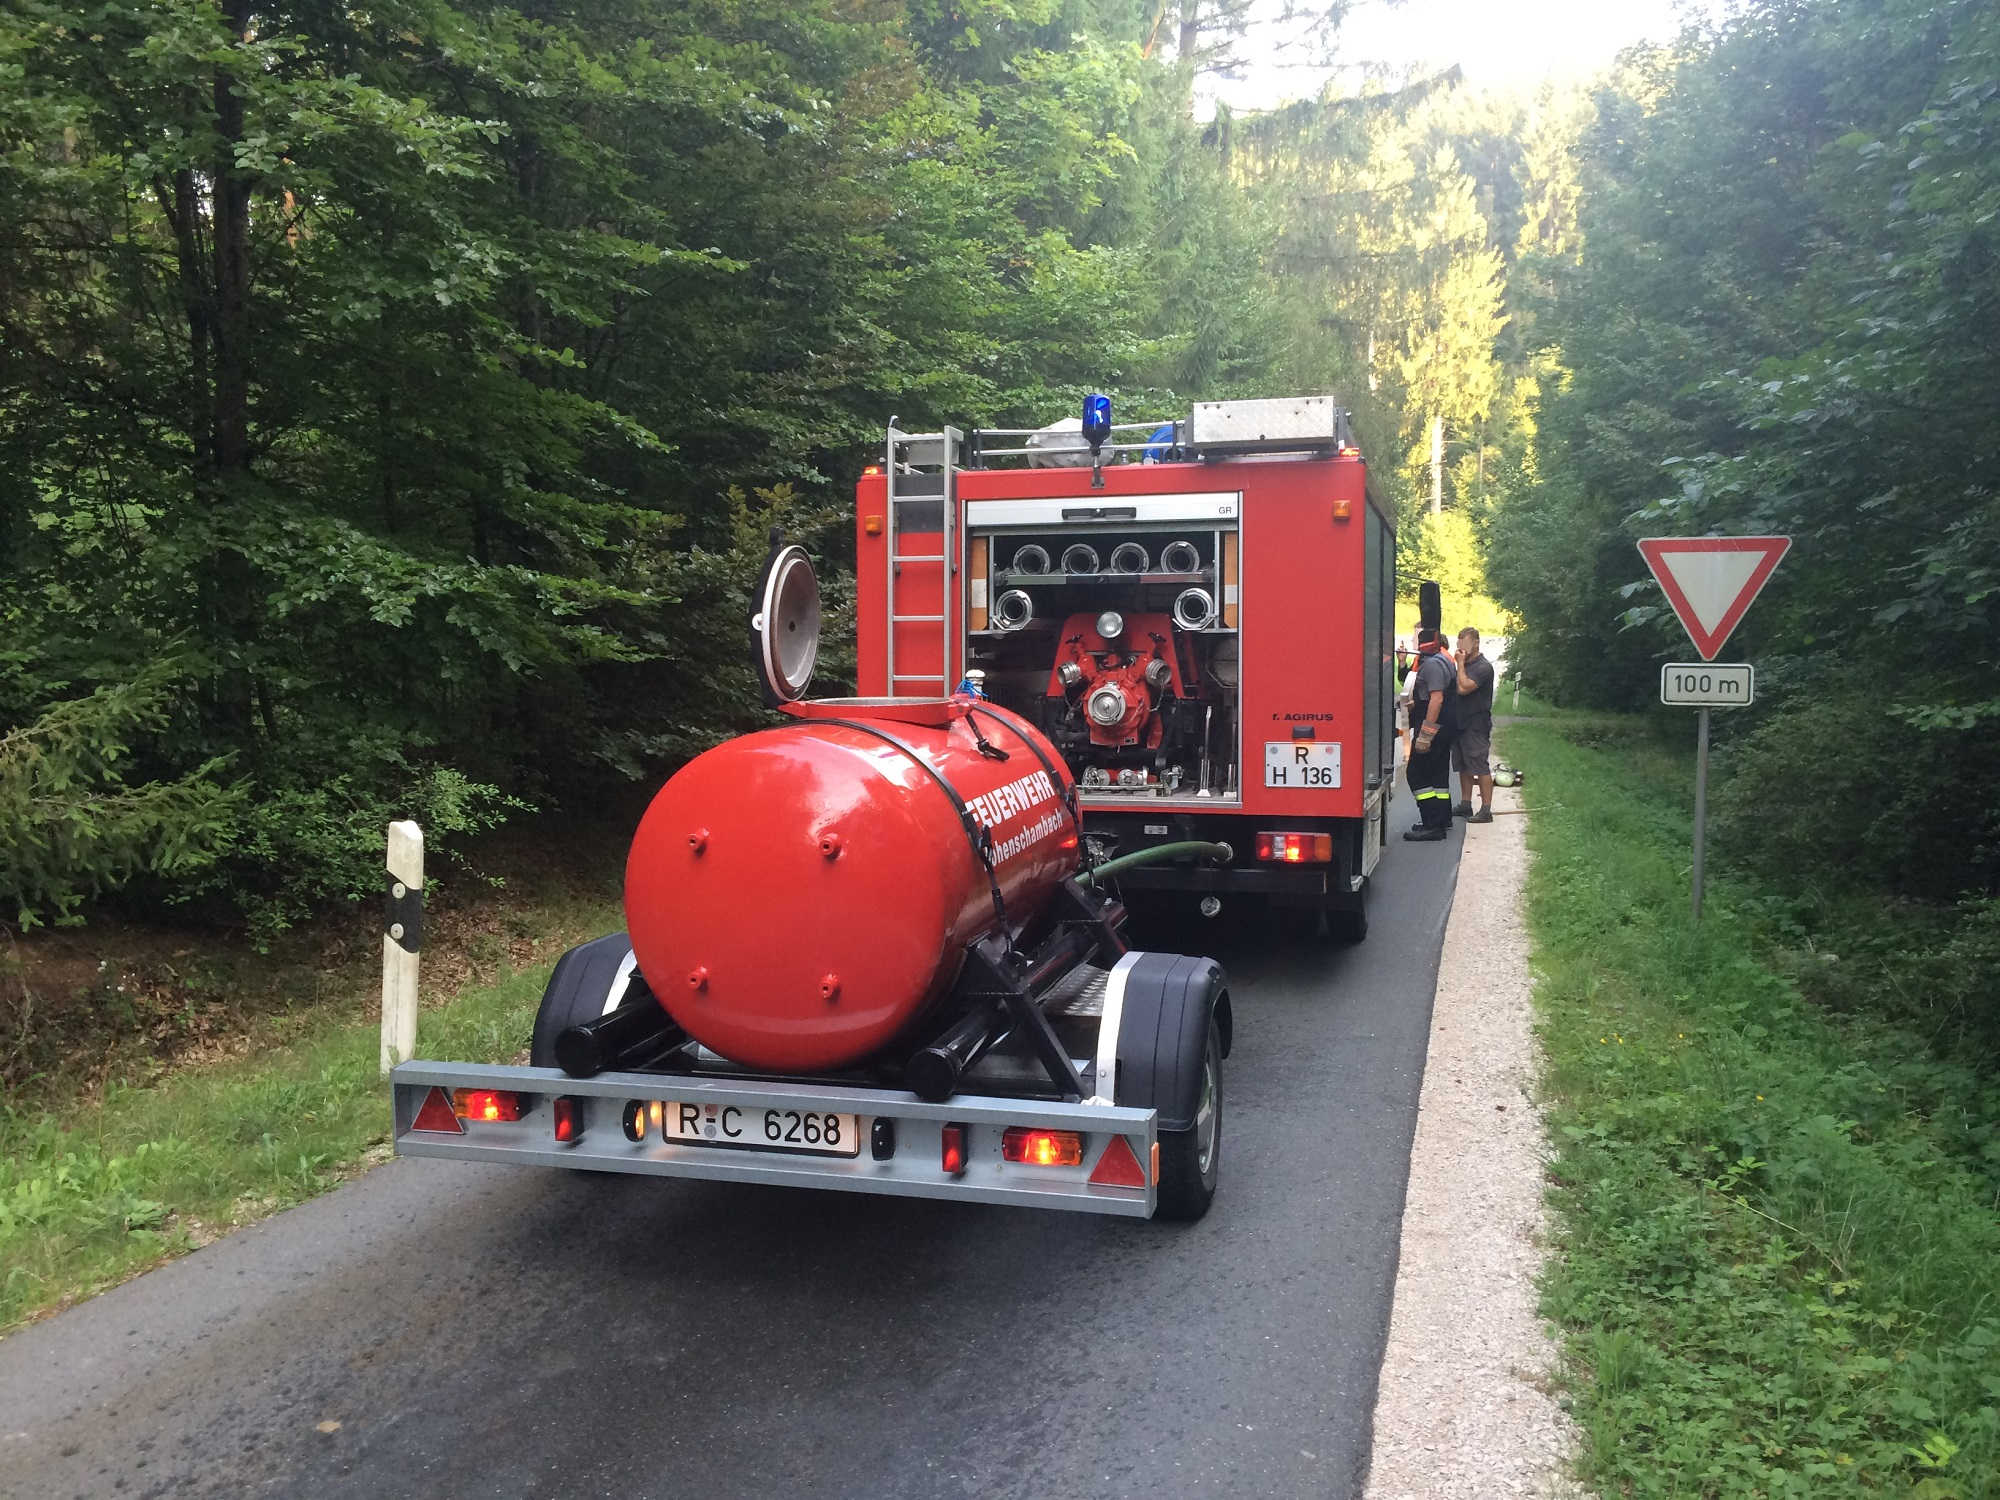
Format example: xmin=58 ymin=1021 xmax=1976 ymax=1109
xmin=1204 ymin=0 xmax=1701 ymax=114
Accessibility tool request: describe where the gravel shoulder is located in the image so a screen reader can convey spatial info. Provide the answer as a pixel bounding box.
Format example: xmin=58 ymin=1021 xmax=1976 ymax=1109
xmin=1365 ymin=777 xmax=1582 ymax=1499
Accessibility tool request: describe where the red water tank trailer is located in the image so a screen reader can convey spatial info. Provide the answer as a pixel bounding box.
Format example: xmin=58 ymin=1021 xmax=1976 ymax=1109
xmin=623 ymin=697 xmax=1080 ymax=1072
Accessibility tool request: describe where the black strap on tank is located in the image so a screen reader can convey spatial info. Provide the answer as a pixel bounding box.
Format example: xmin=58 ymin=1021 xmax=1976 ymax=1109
xmin=806 ymin=718 xmax=1012 ymax=946
xmin=967 ymin=704 xmax=1083 ymax=851
xmin=963 ymin=712 xmax=1010 ymax=761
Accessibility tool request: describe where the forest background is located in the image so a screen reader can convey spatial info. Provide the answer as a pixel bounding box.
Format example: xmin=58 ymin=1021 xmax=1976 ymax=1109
xmin=2 ymin=0 xmax=1996 ymax=1052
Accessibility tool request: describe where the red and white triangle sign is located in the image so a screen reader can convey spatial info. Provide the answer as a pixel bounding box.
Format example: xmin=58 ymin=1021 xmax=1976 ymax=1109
xmin=1637 ymin=536 xmax=1791 ymax=661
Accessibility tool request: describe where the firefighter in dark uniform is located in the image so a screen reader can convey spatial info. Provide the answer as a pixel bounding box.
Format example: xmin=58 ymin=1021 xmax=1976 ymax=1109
xmin=1403 ymin=627 xmax=1459 ymax=842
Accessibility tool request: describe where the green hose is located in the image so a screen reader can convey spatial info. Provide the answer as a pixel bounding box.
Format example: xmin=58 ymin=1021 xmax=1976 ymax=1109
xmin=1078 ymin=839 xmax=1234 ymax=887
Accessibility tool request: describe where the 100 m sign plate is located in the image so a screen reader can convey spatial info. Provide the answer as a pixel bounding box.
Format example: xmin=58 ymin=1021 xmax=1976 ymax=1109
xmin=664 ymin=1103 xmax=862 ymax=1158
xmin=1660 ymin=663 xmax=1754 ymax=707
xmin=1265 ymin=740 xmax=1341 ymax=789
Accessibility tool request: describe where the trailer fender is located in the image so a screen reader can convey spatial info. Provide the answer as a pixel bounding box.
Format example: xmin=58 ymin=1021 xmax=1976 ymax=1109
xmin=1109 ymin=952 xmax=1229 ymax=1129
xmin=1108 ymin=952 xmax=1227 ymax=1220
xmin=529 ymin=932 xmax=645 ymax=1069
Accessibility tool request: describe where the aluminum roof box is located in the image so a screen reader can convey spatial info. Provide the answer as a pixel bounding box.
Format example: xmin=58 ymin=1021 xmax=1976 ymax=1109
xmin=1186 ymin=396 xmax=1344 ymax=453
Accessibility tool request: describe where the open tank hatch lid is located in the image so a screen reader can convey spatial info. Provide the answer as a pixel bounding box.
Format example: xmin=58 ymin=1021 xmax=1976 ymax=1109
xmin=751 ymin=539 xmax=821 ymax=704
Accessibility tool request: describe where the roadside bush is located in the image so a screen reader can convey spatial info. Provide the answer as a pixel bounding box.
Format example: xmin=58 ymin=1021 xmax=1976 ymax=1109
xmin=181 ymin=763 xmax=528 ymax=945
xmin=0 ymin=673 xmax=243 ymax=929
xmin=1770 ymin=891 xmax=2000 ymax=1058
xmin=1712 ymin=688 xmax=2000 ymax=903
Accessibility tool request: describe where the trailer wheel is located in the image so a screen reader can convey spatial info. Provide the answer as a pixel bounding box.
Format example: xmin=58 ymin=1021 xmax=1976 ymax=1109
xmin=530 ymin=932 xmax=641 ymax=1069
xmin=1110 ymin=953 xmax=1229 ymax=1222
xmin=1155 ymin=1018 xmax=1222 ymax=1221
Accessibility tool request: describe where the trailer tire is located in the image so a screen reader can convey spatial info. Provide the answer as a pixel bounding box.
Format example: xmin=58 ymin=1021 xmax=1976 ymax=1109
xmin=1111 ymin=953 xmax=1228 ymax=1221
xmin=1155 ymin=1018 xmax=1223 ymax=1221
xmin=530 ymin=933 xmax=640 ymax=1069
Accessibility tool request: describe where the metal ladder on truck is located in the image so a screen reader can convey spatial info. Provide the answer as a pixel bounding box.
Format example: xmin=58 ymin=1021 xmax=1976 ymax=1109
xmin=884 ymin=422 xmax=963 ymax=698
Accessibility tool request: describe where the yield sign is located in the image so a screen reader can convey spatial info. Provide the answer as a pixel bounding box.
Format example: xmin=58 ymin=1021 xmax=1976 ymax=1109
xmin=1637 ymin=536 xmax=1791 ymax=661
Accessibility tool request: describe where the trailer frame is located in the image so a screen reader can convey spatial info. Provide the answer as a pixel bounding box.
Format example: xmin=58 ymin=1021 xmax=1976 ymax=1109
xmin=391 ymin=1060 xmax=1161 ymax=1217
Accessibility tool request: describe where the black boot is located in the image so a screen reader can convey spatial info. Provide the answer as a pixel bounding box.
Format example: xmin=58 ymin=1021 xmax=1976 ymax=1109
xmin=1402 ymin=825 xmax=1447 ymax=842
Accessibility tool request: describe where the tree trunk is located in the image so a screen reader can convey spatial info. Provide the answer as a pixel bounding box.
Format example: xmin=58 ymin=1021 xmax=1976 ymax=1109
xmin=210 ymin=0 xmax=252 ymax=478
xmin=203 ymin=0 xmax=260 ymax=746
xmin=168 ymin=169 xmax=211 ymax=473
xmin=1430 ymin=414 xmax=1443 ymax=515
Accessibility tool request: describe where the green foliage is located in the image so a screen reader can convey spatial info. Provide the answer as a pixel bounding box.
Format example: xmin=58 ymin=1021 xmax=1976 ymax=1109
xmin=1485 ymin=0 xmax=2000 ymax=914
xmin=0 ymin=0 xmax=1253 ymax=931
xmin=0 ymin=671 xmax=242 ymax=928
xmin=1399 ymin=508 xmax=1488 ymax=608
xmin=1233 ymin=76 xmax=1529 ymax=543
xmin=1712 ymin=689 xmax=2000 ymax=906
xmin=205 ymin=766 xmax=527 ymax=945
xmin=1509 ymin=715 xmax=2000 ymax=1498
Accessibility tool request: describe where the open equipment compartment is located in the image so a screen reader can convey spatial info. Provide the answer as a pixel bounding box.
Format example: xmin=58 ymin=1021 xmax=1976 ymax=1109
xmin=966 ymin=491 xmax=1243 ymax=805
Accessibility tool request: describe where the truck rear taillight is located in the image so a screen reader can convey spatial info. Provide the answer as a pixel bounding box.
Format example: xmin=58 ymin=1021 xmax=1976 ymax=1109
xmin=1254 ymin=832 xmax=1333 ymax=864
xmin=453 ymin=1088 xmax=526 ymax=1122
xmin=1001 ymin=1128 xmax=1084 ymax=1167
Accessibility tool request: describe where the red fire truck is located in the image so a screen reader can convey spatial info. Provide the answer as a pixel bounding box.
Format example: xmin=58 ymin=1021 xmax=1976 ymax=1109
xmin=855 ymin=396 xmax=1397 ymax=939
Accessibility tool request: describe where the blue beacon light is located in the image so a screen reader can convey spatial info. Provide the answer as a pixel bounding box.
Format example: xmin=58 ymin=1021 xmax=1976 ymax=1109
xmin=1082 ymin=393 xmax=1112 ymax=487
xmin=1082 ymin=393 xmax=1112 ymax=446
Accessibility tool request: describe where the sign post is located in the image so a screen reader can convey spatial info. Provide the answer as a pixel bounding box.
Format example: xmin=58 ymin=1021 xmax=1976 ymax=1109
xmin=1637 ymin=536 xmax=1791 ymax=920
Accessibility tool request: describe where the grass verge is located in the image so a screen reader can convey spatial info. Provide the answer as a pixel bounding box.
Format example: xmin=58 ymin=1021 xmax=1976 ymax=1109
xmin=1502 ymin=712 xmax=2000 ymax=1499
xmin=0 ymin=886 xmax=620 ymax=1334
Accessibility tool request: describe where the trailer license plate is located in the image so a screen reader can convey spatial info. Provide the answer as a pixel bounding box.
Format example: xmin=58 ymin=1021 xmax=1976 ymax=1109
xmin=663 ymin=1103 xmax=862 ymax=1158
xmin=1265 ymin=740 xmax=1340 ymax=788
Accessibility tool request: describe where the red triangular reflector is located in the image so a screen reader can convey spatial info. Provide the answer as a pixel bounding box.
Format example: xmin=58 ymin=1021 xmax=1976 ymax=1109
xmin=1636 ymin=536 xmax=1791 ymax=661
xmin=411 ymin=1086 xmax=464 ymax=1134
xmin=1088 ymin=1134 xmax=1148 ymax=1188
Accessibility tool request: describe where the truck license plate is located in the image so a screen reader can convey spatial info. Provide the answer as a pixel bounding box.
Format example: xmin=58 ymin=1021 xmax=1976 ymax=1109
xmin=663 ymin=1103 xmax=862 ymax=1157
xmin=1265 ymin=740 xmax=1340 ymax=789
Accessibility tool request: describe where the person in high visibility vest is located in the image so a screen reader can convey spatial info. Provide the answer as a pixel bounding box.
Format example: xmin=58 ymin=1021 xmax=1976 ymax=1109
xmin=1403 ymin=628 xmax=1459 ymax=842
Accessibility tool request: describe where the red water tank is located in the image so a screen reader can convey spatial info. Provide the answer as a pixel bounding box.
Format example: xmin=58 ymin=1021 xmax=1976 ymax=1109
xmin=623 ymin=698 xmax=1080 ymax=1072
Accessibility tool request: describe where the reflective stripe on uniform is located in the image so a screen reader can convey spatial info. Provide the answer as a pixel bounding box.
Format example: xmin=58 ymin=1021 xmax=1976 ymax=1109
xmin=1414 ymin=787 xmax=1451 ymax=800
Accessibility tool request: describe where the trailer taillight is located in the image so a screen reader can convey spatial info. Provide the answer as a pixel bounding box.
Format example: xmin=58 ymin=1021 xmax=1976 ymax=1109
xmin=552 ymin=1096 xmax=582 ymax=1143
xmin=1254 ymin=832 xmax=1333 ymax=864
xmin=452 ymin=1088 xmax=526 ymax=1123
xmin=1001 ymin=1128 xmax=1084 ymax=1167
xmin=622 ymin=1099 xmax=648 ymax=1141
xmin=941 ymin=1123 xmax=968 ymax=1175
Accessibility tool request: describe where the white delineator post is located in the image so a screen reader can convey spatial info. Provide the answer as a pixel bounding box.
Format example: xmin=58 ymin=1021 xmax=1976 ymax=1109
xmin=380 ymin=820 xmax=424 ymax=1075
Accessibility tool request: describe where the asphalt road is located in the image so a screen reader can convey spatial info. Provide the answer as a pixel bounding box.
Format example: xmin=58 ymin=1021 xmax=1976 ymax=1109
xmin=0 ymin=824 xmax=1463 ymax=1500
